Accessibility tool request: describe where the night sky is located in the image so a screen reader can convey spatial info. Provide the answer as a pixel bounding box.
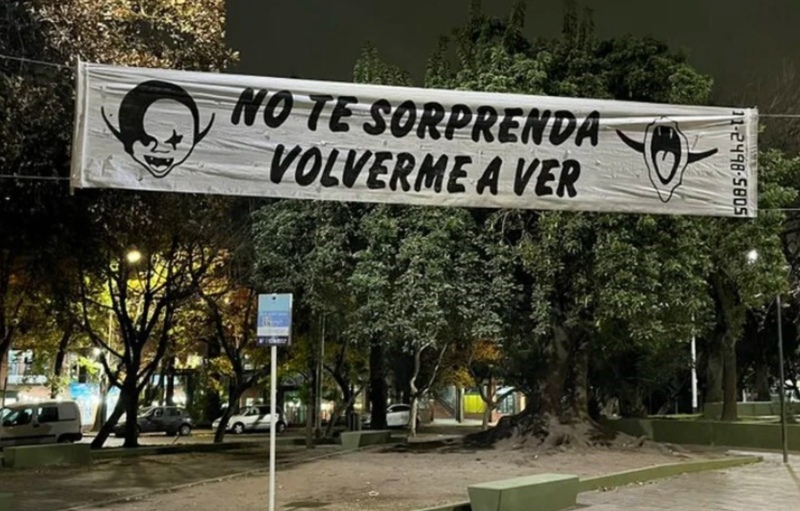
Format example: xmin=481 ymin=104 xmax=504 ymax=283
xmin=227 ymin=0 xmax=800 ymax=107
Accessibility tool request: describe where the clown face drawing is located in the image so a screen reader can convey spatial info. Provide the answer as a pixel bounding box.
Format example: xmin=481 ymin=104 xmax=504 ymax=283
xmin=617 ymin=117 xmax=718 ymax=203
xmin=101 ymin=81 xmax=214 ymax=178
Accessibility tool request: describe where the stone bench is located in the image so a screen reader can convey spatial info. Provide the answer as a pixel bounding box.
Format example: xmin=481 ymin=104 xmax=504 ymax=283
xmin=0 ymin=493 xmax=15 ymax=511
xmin=339 ymin=430 xmax=393 ymax=450
xmin=2 ymin=443 xmax=91 ymax=469
xmin=468 ymin=473 xmax=579 ymax=511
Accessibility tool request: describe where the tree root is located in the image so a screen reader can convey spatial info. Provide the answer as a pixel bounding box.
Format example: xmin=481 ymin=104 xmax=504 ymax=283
xmin=464 ymin=410 xmax=657 ymax=453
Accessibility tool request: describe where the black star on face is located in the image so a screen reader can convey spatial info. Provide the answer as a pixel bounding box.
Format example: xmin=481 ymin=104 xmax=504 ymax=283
xmin=617 ymin=117 xmax=718 ymax=203
xmin=101 ymin=81 xmax=214 ymax=178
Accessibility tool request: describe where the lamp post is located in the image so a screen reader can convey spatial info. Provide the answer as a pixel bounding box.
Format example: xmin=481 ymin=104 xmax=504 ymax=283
xmin=747 ymin=249 xmax=789 ymax=463
xmin=776 ymin=293 xmax=789 ymax=464
xmin=691 ymin=321 xmax=698 ymax=413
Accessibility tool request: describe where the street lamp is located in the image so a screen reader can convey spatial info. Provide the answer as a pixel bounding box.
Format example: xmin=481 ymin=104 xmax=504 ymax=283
xmin=747 ymin=248 xmax=789 ymax=463
xmin=126 ymin=249 xmax=142 ymax=265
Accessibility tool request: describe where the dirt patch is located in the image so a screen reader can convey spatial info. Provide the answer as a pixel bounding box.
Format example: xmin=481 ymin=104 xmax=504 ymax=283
xmin=4 ymin=446 xmax=339 ymax=511
xmin=77 ymin=445 xmax=727 ymax=511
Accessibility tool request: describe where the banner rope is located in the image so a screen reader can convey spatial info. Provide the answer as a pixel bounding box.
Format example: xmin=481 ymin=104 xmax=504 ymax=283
xmin=6 ymin=53 xmax=800 ymax=117
xmin=0 ymin=53 xmax=71 ymax=69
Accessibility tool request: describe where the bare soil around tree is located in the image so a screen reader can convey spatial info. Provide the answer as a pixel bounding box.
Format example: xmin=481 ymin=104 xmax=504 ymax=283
xmin=34 ymin=438 xmax=733 ymax=511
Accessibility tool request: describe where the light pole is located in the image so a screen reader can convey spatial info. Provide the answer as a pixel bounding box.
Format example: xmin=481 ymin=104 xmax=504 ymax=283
xmin=691 ymin=321 xmax=698 ymax=413
xmin=747 ymin=249 xmax=789 ymax=463
xmin=776 ymin=293 xmax=789 ymax=464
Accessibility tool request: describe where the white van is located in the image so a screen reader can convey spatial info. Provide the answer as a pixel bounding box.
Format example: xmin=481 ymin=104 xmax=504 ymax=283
xmin=0 ymin=400 xmax=83 ymax=447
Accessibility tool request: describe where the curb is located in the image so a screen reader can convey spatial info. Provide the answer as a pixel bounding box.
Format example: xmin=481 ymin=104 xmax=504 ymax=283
xmin=90 ymin=437 xmax=336 ymax=461
xmin=577 ymin=455 xmax=762 ymax=492
xmin=412 ymin=455 xmax=763 ymax=511
xmin=55 ymin=442 xmax=400 ymax=511
xmin=91 ymin=441 xmax=258 ymax=460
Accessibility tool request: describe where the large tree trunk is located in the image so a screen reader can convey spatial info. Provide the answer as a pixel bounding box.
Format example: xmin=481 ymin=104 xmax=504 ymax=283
xmin=540 ymin=322 xmax=572 ymax=418
xmin=368 ymin=339 xmax=387 ymax=430
xmin=91 ymin=388 xmax=125 ymax=449
xmin=721 ymin=340 xmax=739 ymax=421
xmin=481 ymin=377 xmax=495 ymax=431
xmin=705 ymin=343 xmax=724 ymax=405
xmin=214 ymin=384 xmax=244 ymax=444
xmin=51 ymin=325 xmax=73 ymax=399
xmin=755 ymin=353 xmax=771 ymax=401
xmin=122 ymin=377 xmax=140 ymax=448
xmin=165 ymin=357 xmax=175 ymax=406
xmin=92 ymin=377 xmax=109 ymax=432
xmin=710 ymin=272 xmax=742 ymax=422
xmin=409 ymin=394 xmax=419 ymax=437
xmin=569 ymin=336 xmax=591 ymax=421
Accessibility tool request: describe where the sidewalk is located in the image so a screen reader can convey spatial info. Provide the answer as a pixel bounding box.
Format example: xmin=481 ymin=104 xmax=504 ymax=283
xmin=580 ymin=452 xmax=800 ymax=511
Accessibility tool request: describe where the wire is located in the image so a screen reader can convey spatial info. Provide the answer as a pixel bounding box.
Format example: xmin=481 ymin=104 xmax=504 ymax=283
xmin=0 ymin=53 xmax=71 ymax=69
xmin=0 ymin=174 xmax=70 ymax=181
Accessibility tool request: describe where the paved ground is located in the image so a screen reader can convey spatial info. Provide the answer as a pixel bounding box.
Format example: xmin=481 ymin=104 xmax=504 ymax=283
xmin=56 ymin=446 xmax=715 ymax=511
xmin=580 ymin=452 xmax=800 ymax=511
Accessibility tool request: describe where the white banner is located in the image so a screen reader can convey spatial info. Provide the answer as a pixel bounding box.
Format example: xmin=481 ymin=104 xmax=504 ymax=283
xmin=71 ymin=62 xmax=759 ymax=217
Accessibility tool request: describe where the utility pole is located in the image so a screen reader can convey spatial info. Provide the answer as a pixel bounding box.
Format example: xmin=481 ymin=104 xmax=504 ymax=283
xmin=776 ymin=294 xmax=789 ymax=464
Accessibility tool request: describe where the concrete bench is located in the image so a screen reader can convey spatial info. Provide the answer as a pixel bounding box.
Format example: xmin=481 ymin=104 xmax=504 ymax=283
xmin=2 ymin=443 xmax=91 ymax=469
xmin=340 ymin=430 xmax=392 ymax=450
xmin=468 ymin=473 xmax=579 ymax=511
xmin=0 ymin=493 xmax=15 ymax=511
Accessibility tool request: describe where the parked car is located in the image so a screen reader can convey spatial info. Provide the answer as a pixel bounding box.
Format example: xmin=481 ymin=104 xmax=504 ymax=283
xmin=362 ymin=403 xmax=421 ymax=429
xmin=212 ymin=405 xmax=286 ymax=434
xmin=0 ymin=400 xmax=83 ymax=447
xmin=113 ymin=406 xmax=193 ymax=437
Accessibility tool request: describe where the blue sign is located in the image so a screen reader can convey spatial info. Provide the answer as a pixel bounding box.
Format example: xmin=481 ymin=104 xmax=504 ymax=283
xmin=257 ymin=294 xmax=293 ymax=347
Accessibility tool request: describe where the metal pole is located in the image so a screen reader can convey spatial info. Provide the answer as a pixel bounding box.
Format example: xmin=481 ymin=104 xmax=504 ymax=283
xmin=0 ymin=374 xmax=8 ymax=446
xmin=269 ymin=344 xmax=277 ymax=511
xmin=689 ymin=313 xmax=698 ymax=414
xmin=776 ymin=294 xmax=789 ymax=463
xmin=691 ymin=333 xmax=698 ymax=413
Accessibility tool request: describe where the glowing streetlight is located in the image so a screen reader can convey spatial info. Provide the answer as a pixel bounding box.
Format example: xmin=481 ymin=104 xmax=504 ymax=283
xmin=126 ymin=249 xmax=142 ymax=265
xmin=746 ymin=249 xmax=759 ymax=264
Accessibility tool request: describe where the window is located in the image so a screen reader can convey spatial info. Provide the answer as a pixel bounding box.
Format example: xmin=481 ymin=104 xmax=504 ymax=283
xmin=153 ymin=409 xmax=164 ymax=418
xmin=3 ymin=407 xmax=34 ymax=427
xmin=167 ymin=408 xmax=182 ymax=417
xmin=37 ymin=406 xmax=59 ymax=423
xmin=245 ymin=408 xmax=259 ymax=416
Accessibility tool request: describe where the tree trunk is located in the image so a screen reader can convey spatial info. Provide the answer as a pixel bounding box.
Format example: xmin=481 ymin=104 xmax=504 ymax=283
xmin=409 ymin=394 xmax=419 ymax=437
xmin=51 ymin=326 xmax=73 ymax=399
xmin=569 ymin=336 xmax=591 ymax=421
xmin=214 ymin=385 xmax=244 ymax=444
xmin=122 ymin=378 xmax=140 ymax=448
xmin=540 ymin=322 xmax=571 ymax=418
xmin=705 ymin=342 xmax=724 ymax=405
xmin=165 ymin=357 xmax=175 ymax=406
xmin=721 ymin=340 xmax=738 ymax=421
xmin=93 ymin=378 xmax=108 ymax=432
xmin=481 ymin=379 xmax=494 ymax=431
xmin=185 ymin=371 xmax=196 ymax=416
xmin=91 ymin=389 xmax=125 ymax=449
xmin=755 ymin=356 xmax=771 ymax=401
xmin=368 ymin=339 xmax=387 ymax=430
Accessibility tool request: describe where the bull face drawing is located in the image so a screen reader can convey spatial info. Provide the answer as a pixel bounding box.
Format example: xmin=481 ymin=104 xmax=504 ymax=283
xmin=617 ymin=117 xmax=718 ymax=203
xmin=101 ymin=81 xmax=214 ymax=179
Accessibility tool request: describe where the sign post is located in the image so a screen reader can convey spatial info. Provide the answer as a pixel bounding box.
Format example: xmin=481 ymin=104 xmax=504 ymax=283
xmin=257 ymin=293 xmax=293 ymax=511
